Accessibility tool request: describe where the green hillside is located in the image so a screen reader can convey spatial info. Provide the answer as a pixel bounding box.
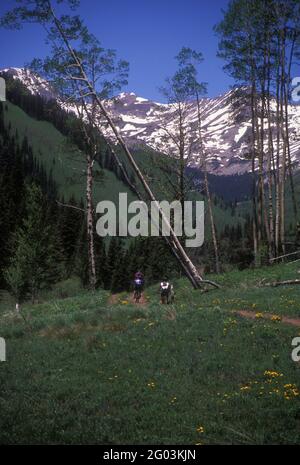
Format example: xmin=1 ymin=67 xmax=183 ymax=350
xmin=3 ymin=101 xmax=136 ymax=206
xmin=0 ymin=261 xmax=299 ymax=444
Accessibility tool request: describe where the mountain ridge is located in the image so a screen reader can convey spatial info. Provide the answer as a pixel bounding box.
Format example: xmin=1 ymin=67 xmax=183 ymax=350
xmin=3 ymin=67 xmax=300 ymax=177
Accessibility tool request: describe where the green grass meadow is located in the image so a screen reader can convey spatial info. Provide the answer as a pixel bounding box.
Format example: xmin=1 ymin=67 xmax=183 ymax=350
xmin=1 ymin=262 xmax=300 ymax=444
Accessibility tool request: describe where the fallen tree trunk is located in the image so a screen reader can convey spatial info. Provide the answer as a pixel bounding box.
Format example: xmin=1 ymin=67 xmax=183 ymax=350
xmin=265 ymin=279 xmax=300 ymax=287
xmin=269 ymin=250 xmax=300 ymax=262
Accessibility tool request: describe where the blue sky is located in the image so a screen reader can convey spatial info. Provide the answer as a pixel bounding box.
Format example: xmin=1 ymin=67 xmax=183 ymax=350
xmin=0 ymin=0 xmax=233 ymax=101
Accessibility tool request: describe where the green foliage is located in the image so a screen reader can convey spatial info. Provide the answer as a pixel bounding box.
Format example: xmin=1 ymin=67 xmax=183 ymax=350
xmin=160 ymin=46 xmax=206 ymax=102
xmin=4 ymin=260 xmax=26 ymax=303
xmin=5 ymin=183 xmax=62 ymax=302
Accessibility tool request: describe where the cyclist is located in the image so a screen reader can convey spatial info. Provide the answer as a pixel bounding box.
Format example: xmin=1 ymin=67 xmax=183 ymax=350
xmin=133 ymin=271 xmax=144 ymax=302
xmin=160 ymin=278 xmax=171 ymax=304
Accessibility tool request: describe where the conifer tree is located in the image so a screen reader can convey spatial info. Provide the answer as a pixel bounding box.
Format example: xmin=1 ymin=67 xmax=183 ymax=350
xmin=5 ymin=183 xmax=62 ymax=302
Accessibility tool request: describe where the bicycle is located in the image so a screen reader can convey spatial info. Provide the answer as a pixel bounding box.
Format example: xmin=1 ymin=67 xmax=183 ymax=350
xmin=133 ymin=287 xmax=142 ymax=303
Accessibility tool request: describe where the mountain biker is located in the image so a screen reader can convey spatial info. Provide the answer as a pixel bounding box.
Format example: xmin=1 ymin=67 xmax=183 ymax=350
xmin=133 ymin=271 xmax=144 ymax=297
xmin=160 ymin=278 xmax=171 ymax=304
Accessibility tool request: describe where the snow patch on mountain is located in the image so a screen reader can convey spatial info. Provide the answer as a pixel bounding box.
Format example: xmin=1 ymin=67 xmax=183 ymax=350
xmin=1 ymin=67 xmax=57 ymax=101
xmin=3 ymin=67 xmax=300 ymax=176
xmin=103 ymin=89 xmax=300 ymax=175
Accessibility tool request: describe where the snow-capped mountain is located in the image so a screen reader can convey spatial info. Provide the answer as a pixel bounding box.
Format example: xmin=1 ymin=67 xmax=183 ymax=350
xmin=103 ymin=90 xmax=300 ymax=175
xmin=3 ymin=67 xmax=300 ymax=176
xmin=2 ymin=67 xmax=58 ymax=101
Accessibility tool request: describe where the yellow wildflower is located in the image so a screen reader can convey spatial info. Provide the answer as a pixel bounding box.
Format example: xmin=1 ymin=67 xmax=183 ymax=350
xmin=264 ymin=370 xmax=283 ymax=378
xmin=271 ymin=315 xmax=282 ymax=322
xmin=147 ymin=381 xmax=155 ymax=388
xmin=196 ymin=426 xmax=205 ymax=433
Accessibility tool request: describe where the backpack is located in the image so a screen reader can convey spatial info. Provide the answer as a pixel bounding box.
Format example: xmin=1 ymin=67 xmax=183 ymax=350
xmin=160 ymin=282 xmax=170 ymax=294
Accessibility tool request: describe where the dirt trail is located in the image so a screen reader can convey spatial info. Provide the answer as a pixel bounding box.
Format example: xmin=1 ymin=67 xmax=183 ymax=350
xmin=108 ymin=292 xmax=148 ymax=307
xmin=107 ymin=294 xmax=300 ymax=326
xmin=235 ymin=310 xmax=300 ymax=327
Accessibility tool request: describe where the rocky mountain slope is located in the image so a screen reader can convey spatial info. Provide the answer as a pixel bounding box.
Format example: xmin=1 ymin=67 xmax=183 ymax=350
xmin=103 ymin=90 xmax=300 ymax=176
xmin=3 ymin=67 xmax=300 ymax=176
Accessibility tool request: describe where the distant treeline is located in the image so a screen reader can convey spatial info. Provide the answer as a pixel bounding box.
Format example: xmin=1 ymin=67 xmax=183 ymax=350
xmin=186 ymin=167 xmax=254 ymax=203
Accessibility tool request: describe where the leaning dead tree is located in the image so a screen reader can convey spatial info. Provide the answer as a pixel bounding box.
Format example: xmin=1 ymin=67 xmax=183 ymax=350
xmin=1 ymin=0 xmax=220 ymax=289
xmin=97 ymin=135 xmax=220 ymax=289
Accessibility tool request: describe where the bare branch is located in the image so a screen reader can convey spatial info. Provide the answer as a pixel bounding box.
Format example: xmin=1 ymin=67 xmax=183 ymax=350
xmin=56 ymin=200 xmax=86 ymax=213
